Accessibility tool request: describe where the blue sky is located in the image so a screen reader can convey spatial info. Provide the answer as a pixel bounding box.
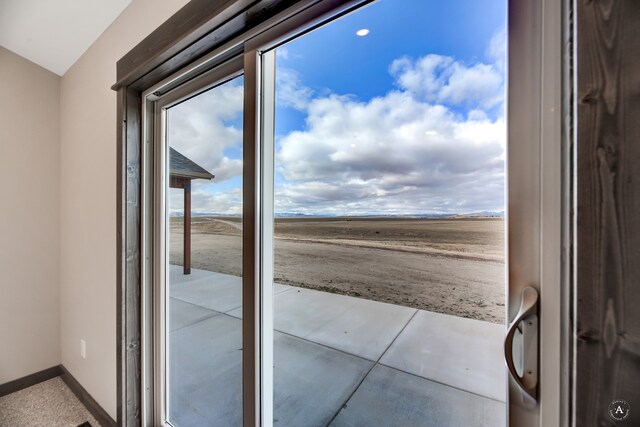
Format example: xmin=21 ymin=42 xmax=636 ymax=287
xmin=168 ymin=0 xmax=506 ymax=216
xmin=276 ymin=0 xmax=504 ymax=103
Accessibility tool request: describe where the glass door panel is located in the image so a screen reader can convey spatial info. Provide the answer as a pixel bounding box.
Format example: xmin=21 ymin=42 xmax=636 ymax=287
xmin=164 ymin=75 xmax=244 ymax=426
xmin=269 ymin=1 xmax=507 ymax=425
xmin=144 ymin=1 xmax=550 ymax=425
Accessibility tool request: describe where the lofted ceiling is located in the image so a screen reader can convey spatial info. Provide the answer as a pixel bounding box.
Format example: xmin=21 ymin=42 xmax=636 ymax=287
xmin=0 ymin=0 xmax=133 ymax=76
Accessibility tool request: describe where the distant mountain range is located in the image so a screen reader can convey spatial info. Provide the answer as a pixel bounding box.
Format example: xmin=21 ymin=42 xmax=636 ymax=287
xmin=170 ymin=211 xmax=505 ymax=218
xmin=452 ymin=211 xmax=505 ymax=218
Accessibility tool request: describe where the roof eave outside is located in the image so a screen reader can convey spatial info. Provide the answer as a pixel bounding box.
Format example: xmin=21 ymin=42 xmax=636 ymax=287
xmin=170 ymin=171 xmax=215 ymax=180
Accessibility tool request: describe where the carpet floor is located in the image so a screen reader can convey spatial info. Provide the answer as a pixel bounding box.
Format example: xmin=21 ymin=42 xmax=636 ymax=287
xmin=0 ymin=377 xmax=101 ymax=427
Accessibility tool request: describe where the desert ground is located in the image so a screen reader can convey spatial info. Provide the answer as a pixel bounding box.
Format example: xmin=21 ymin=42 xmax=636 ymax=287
xmin=170 ymin=216 xmax=506 ymax=323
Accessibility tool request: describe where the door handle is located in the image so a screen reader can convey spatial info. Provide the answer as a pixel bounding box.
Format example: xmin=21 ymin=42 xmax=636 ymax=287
xmin=504 ymin=286 xmax=539 ymax=407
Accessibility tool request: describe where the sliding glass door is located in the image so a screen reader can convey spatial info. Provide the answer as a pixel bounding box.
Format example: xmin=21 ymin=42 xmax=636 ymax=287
xmin=261 ymin=1 xmax=509 ymax=425
xmin=144 ymin=0 xmax=560 ymax=425
xmin=151 ymin=61 xmax=245 ymax=426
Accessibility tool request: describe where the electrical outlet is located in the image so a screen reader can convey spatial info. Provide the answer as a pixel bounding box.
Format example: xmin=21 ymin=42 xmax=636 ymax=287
xmin=80 ymin=339 xmax=86 ymax=359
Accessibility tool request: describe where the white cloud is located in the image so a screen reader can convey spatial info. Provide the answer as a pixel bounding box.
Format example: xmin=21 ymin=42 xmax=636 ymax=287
xmin=192 ymin=187 xmax=243 ymax=215
xmin=276 ymin=47 xmax=290 ymax=60
xmin=211 ymin=157 xmax=243 ymax=182
xmin=276 ymin=67 xmax=313 ymax=110
xmin=275 ymin=88 xmax=505 ymax=215
xmin=487 ymin=27 xmax=506 ymax=71
xmin=168 ymin=79 xmax=243 ymax=180
xmin=275 ymin=28 xmax=507 ymax=216
xmin=390 ymin=53 xmax=504 ymax=109
xmin=170 ymin=186 xmax=243 ymax=216
xmin=168 ymin=30 xmax=507 ymax=216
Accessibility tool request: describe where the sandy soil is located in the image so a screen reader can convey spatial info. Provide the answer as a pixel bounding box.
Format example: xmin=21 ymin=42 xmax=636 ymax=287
xmin=170 ymin=217 xmax=506 ymax=323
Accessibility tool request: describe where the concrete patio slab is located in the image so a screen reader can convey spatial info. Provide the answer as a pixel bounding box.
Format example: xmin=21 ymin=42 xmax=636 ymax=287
xmin=330 ymin=364 xmax=505 ymax=427
xmin=169 ymin=312 xmax=373 ymax=426
xmin=271 ymin=288 xmax=417 ymax=361
xmin=168 ymin=394 xmax=212 ymax=427
xmin=166 ymin=267 xmax=507 ymax=424
xmin=170 ymin=274 xmax=243 ymax=313
xmin=169 ymin=264 xmax=215 ymax=284
xmin=168 ymin=297 xmax=218 ymax=332
xmin=380 ymin=309 xmax=506 ymax=401
xmin=273 ymin=333 xmax=373 ymax=425
xmin=169 ymin=314 xmax=243 ymax=426
xmin=171 ymin=268 xmax=293 ymax=315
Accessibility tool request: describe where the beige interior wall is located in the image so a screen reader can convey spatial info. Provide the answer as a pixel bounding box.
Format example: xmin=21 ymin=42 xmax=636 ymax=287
xmin=59 ymin=0 xmax=189 ymax=419
xmin=0 ymin=47 xmax=61 ymax=384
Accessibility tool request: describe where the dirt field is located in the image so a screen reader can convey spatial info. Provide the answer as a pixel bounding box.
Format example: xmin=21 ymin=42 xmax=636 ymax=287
xmin=170 ymin=216 xmax=506 ymax=323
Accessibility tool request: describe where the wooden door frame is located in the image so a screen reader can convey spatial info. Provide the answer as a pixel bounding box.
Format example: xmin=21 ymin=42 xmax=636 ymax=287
xmin=574 ymin=1 xmax=640 ymax=425
xmin=113 ymin=0 xmax=586 ymax=426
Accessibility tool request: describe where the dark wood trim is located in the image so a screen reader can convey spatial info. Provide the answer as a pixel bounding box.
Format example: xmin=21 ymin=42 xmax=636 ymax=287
xmin=113 ymin=0 xmax=308 ymax=92
xmin=116 ymin=85 xmax=143 ymax=427
xmin=575 ymin=0 xmax=640 ymax=425
xmin=125 ymin=85 xmax=143 ymax=427
xmin=115 ymin=83 xmax=125 ymax=427
xmin=114 ymin=0 xmax=257 ymax=89
xmin=561 ymin=0 xmax=575 ymax=424
xmin=0 ymin=365 xmax=63 ymax=397
xmin=60 ymin=366 xmax=117 ymax=427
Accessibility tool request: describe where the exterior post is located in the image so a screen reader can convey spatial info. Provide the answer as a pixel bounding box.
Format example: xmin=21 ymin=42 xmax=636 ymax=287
xmin=184 ymin=180 xmax=191 ymax=275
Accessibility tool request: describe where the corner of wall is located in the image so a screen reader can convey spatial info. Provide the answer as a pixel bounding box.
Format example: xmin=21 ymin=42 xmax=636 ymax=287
xmin=0 ymin=46 xmax=62 ymax=385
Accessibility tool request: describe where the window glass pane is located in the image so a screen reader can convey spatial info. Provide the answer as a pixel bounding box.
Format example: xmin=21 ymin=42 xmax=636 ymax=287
xmin=166 ymin=75 xmax=244 ymax=426
xmin=272 ymin=0 xmax=507 ymax=425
